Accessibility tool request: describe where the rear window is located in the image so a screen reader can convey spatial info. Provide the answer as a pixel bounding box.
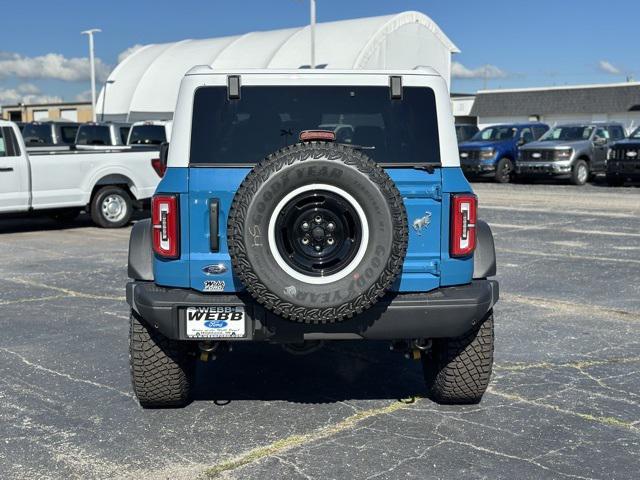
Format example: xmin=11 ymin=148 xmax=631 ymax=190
xmin=76 ymin=125 xmax=111 ymax=145
xmin=22 ymin=124 xmax=53 ymax=145
xmin=60 ymin=125 xmax=78 ymax=144
xmin=129 ymin=125 xmax=166 ymax=145
xmin=189 ymin=86 xmax=440 ymax=165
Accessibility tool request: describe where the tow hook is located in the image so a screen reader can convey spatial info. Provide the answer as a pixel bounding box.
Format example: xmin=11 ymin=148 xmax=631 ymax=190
xmin=198 ymin=341 xmax=232 ymax=362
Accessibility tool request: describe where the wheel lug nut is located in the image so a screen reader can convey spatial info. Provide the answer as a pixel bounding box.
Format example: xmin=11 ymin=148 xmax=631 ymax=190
xmin=315 ymin=245 xmax=321 ymax=251
xmin=314 ymin=216 xmax=322 ymax=224
xmin=327 ymin=222 xmax=335 ymax=232
xmin=301 ymin=222 xmax=309 ymax=231
xmin=327 ymin=237 xmax=334 ymax=245
xmin=302 ymin=237 xmax=310 ymax=245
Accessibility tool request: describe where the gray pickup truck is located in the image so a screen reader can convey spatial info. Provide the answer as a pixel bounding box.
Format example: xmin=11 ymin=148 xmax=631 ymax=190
xmin=516 ymin=123 xmax=626 ymax=185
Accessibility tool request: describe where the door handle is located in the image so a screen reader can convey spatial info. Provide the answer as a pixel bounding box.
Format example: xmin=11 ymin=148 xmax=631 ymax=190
xmin=0 ymin=167 xmax=14 ymax=172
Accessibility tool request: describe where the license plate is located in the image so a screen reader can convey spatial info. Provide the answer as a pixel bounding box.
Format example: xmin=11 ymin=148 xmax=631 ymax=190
xmin=185 ymin=306 xmax=246 ymax=338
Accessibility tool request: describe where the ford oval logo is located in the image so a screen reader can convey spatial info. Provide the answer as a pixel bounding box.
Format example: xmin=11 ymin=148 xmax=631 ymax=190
xmin=204 ymin=320 xmax=228 ymax=329
xmin=626 ymin=151 xmax=638 ymax=158
xmin=532 ymin=152 xmax=542 ymax=159
xmin=202 ymin=264 xmax=227 ymax=275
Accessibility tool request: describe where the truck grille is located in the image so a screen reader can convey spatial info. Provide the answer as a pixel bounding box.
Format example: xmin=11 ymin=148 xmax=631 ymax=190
xmin=459 ymin=150 xmax=480 ymax=161
xmin=521 ymin=150 xmax=556 ymax=161
xmin=609 ymin=147 xmax=640 ymax=161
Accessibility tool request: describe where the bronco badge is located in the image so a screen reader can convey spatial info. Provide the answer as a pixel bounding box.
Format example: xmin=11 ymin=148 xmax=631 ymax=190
xmin=412 ymin=212 xmax=432 ymax=236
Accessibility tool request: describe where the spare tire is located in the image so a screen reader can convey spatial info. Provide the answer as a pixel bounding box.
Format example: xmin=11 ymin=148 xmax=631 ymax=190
xmin=228 ymin=142 xmax=408 ymax=324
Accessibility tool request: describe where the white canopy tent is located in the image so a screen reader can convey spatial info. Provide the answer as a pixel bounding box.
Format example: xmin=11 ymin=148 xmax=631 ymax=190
xmin=98 ymin=11 xmax=459 ymax=122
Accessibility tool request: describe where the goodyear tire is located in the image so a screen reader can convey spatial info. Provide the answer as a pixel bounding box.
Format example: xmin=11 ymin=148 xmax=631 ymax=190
xmin=129 ymin=310 xmax=195 ymax=408
xmin=228 ymin=142 xmax=408 ymax=324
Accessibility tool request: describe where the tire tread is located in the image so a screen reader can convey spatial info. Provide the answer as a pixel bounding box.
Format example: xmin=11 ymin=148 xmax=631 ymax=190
xmin=423 ymin=312 xmax=494 ymax=404
xmin=129 ymin=310 xmax=194 ymax=408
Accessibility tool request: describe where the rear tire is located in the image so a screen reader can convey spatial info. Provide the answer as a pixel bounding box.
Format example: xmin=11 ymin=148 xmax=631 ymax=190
xmin=571 ymin=160 xmax=589 ymax=186
xmin=494 ymin=158 xmax=513 ymax=183
xmin=422 ymin=312 xmax=494 ymax=404
xmin=91 ymin=186 xmax=132 ymax=228
xmin=129 ymin=310 xmax=195 ymax=408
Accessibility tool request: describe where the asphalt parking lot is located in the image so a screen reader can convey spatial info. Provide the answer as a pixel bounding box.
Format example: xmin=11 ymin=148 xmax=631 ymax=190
xmin=0 ymin=182 xmax=639 ymax=480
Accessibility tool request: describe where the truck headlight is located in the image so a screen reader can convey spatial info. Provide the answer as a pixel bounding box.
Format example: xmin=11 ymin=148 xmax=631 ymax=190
xmin=480 ymin=149 xmax=495 ymax=159
xmin=555 ymin=149 xmax=573 ymax=159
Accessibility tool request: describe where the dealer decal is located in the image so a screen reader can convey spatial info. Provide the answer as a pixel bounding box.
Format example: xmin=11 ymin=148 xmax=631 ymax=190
xmin=203 ymin=280 xmax=225 ymax=292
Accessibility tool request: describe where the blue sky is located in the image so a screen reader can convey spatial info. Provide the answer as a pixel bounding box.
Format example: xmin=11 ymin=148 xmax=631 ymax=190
xmin=1 ymin=0 xmax=638 ymax=104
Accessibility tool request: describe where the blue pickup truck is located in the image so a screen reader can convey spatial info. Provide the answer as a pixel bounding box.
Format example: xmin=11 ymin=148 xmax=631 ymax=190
xmin=459 ymin=123 xmax=549 ymax=183
xmin=126 ymin=69 xmax=499 ymax=408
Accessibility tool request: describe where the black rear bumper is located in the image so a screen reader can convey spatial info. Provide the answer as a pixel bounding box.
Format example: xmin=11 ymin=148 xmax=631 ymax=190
xmin=126 ymin=280 xmax=499 ymax=342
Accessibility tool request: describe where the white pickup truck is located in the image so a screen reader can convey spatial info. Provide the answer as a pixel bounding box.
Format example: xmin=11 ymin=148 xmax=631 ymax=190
xmin=0 ymin=120 xmax=161 ymax=228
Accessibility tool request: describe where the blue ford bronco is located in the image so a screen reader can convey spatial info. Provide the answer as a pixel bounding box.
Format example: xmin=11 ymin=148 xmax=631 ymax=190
xmin=126 ymin=69 xmax=499 ymax=408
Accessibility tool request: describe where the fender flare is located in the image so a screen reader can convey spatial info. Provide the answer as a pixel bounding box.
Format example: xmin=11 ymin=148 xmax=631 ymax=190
xmin=473 ymin=220 xmax=497 ymax=279
xmin=128 ymin=219 xmax=154 ymax=281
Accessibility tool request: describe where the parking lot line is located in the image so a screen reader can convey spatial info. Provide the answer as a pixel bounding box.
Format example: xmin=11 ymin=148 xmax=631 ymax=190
xmin=482 ymin=205 xmax=637 ymax=219
xmin=5 ymin=277 xmax=125 ymax=302
xmin=499 ymin=248 xmax=640 ymax=265
xmin=486 ymin=387 xmax=638 ymax=432
xmin=561 ymin=228 xmax=640 ymax=238
xmin=0 ymin=294 xmax=67 ymax=306
xmin=202 ymin=397 xmax=421 ymax=479
xmin=502 ymin=294 xmax=640 ymax=321
xmin=0 ymin=347 xmax=133 ymax=399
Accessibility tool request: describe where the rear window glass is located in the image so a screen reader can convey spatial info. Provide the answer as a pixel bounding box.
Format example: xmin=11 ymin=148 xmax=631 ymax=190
xmin=76 ymin=125 xmax=111 ymax=145
xmin=60 ymin=126 xmax=78 ymax=144
xmin=22 ymin=124 xmax=53 ymax=145
xmin=129 ymin=125 xmax=166 ymax=145
xmin=472 ymin=126 xmax=517 ymax=141
xmin=189 ymin=86 xmax=440 ymax=165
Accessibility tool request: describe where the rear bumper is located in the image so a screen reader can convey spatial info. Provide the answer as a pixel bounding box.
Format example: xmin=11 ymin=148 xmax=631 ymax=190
xmin=126 ymin=280 xmax=499 ymax=342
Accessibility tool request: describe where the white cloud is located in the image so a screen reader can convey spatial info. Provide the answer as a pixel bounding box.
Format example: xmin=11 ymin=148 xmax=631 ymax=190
xmin=598 ymin=60 xmax=621 ymax=75
xmin=0 ymin=85 xmax=62 ymax=105
xmin=0 ymin=51 xmax=110 ymax=82
xmin=118 ymin=44 xmax=144 ymax=64
xmin=452 ymin=61 xmax=507 ymax=79
xmin=17 ymin=83 xmax=40 ymax=94
xmin=74 ymin=89 xmax=92 ymax=102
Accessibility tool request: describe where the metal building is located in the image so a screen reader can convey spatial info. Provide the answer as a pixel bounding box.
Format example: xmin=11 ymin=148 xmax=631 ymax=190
xmin=471 ymin=82 xmax=640 ymax=132
xmin=98 ymin=11 xmax=459 ymax=122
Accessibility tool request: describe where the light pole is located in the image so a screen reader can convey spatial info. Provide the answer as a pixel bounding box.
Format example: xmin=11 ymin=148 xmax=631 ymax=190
xmin=81 ymin=28 xmax=101 ymax=122
xmin=101 ymin=80 xmax=115 ymax=122
xmin=309 ymin=0 xmax=316 ymax=68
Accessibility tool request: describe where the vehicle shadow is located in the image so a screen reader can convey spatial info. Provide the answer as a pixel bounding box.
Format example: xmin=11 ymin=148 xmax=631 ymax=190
xmin=0 ymin=211 xmax=149 ymax=234
xmin=192 ymin=341 xmax=427 ymax=404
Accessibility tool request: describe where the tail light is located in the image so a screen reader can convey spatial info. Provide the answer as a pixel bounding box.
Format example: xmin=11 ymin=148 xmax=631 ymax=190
xmin=152 ymin=195 xmax=179 ymax=258
xmin=151 ymin=158 xmax=166 ymax=177
xmin=450 ymin=194 xmax=477 ymax=257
